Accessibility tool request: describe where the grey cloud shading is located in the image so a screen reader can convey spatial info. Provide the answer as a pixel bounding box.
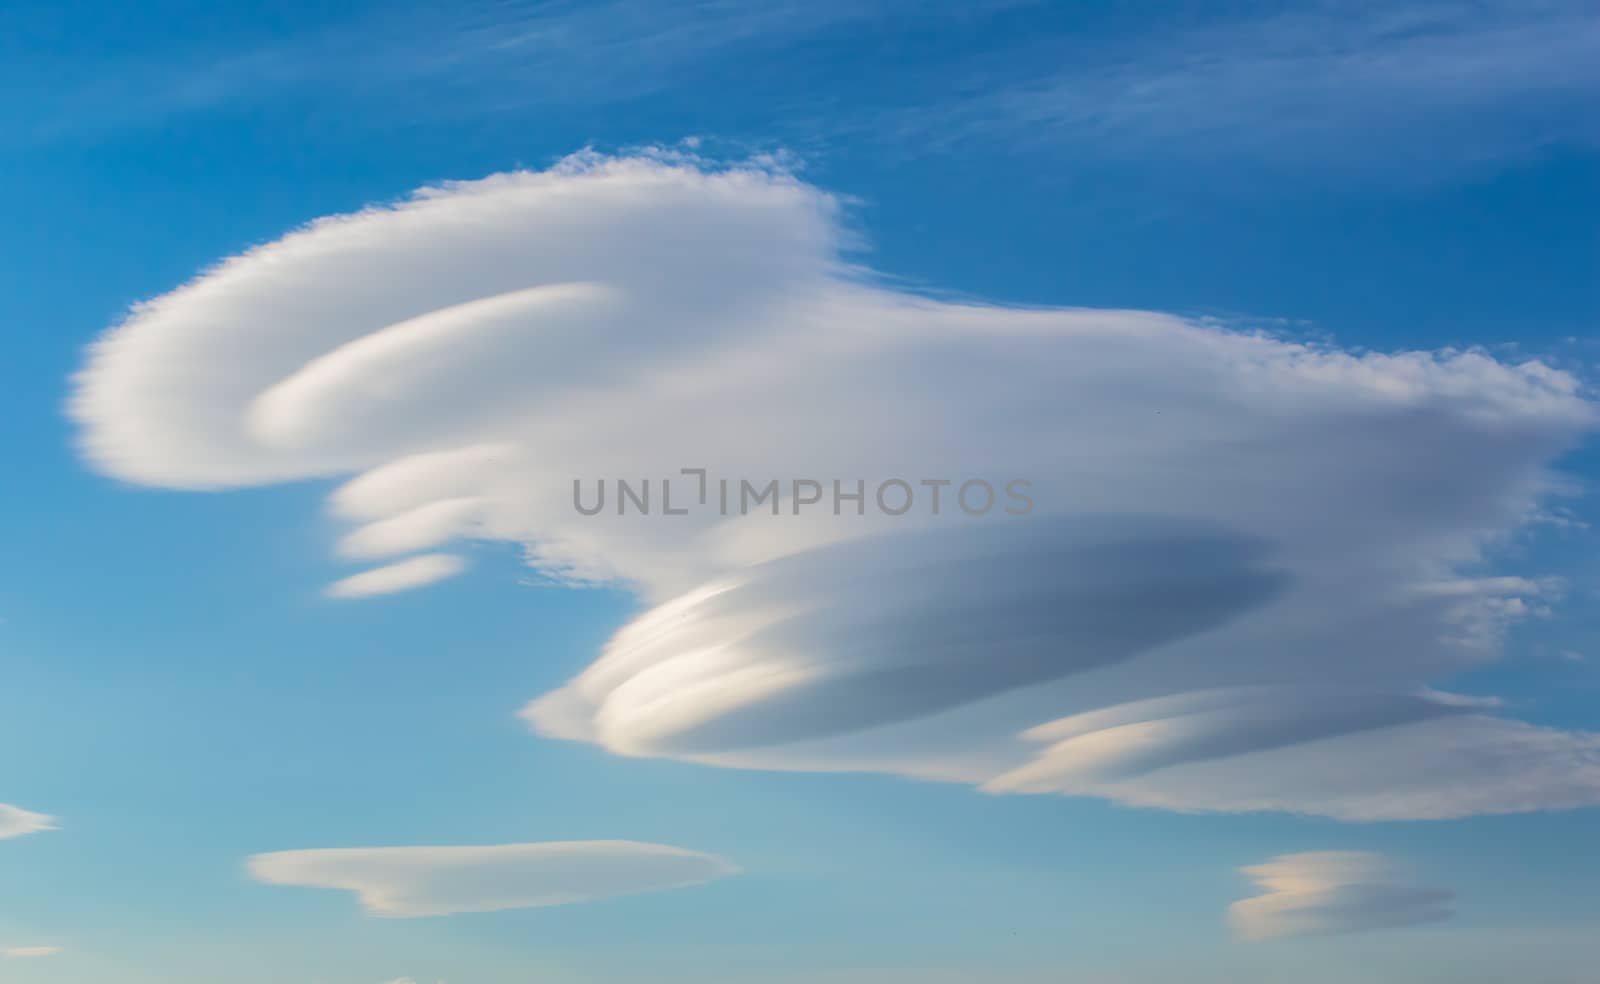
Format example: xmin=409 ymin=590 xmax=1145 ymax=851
xmin=530 ymin=518 xmax=1286 ymax=755
xmin=985 ymin=688 xmax=1481 ymax=793
xmin=1230 ymin=852 xmax=1454 ymax=941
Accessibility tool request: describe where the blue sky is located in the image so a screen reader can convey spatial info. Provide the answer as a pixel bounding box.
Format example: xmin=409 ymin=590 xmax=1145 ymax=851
xmin=1 ymin=1 xmax=1598 ymax=982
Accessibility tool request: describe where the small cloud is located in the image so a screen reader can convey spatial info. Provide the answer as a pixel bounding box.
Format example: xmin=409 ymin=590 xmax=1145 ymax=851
xmin=247 ymin=840 xmax=737 ymax=917
xmin=324 ymin=554 xmax=465 ymax=599
xmin=1230 ymin=851 xmax=1454 ymax=941
xmin=0 ymin=804 xmax=57 ymax=840
xmin=3 ymin=946 xmax=63 ymax=958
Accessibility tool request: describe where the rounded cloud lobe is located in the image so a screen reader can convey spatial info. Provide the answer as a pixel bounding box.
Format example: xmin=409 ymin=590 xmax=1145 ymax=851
xmin=246 ymin=841 xmax=737 ymax=917
xmin=1230 ymin=851 xmax=1454 ymax=941
xmin=71 ymin=152 xmax=1600 ymax=820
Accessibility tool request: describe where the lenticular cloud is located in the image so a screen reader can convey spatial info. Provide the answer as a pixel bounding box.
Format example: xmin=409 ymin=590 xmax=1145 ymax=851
xmin=1230 ymin=852 xmax=1453 ymax=940
xmin=248 ymin=841 xmax=736 ymax=917
xmin=71 ymin=151 xmax=1600 ymax=820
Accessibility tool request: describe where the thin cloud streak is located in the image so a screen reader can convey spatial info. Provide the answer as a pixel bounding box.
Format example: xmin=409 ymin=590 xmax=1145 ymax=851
xmin=10 ymin=0 xmax=1591 ymax=184
xmin=886 ymin=0 xmax=1600 ymax=177
xmin=324 ymin=554 xmax=467 ymax=599
xmin=2 ymin=946 xmax=64 ymax=958
xmin=1 ymin=0 xmax=937 ymax=145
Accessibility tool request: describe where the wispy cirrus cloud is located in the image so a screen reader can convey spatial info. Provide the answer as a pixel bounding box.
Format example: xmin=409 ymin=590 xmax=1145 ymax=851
xmin=71 ymin=152 xmax=1600 ymax=821
xmin=0 ymin=0 xmax=943 ymax=146
xmin=1230 ymin=852 xmax=1454 ymax=941
xmin=9 ymin=0 xmax=1590 ymax=183
xmin=898 ymin=0 xmax=1600 ymax=178
xmin=247 ymin=841 xmax=737 ymax=917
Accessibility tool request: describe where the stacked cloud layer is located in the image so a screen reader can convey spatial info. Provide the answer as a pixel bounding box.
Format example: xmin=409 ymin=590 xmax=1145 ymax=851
xmin=73 ymin=153 xmax=1600 ymax=821
xmin=1230 ymin=852 xmax=1454 ymax=940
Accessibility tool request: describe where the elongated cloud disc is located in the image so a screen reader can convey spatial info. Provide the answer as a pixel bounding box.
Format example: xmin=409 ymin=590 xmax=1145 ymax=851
xmin=247 ymin=841 xmax=737 ymax=917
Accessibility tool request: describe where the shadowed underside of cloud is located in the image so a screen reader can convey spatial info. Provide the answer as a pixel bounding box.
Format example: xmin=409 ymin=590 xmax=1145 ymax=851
xmin=0 ymin=804 xmax=57 ymax=840
xmin=246 ymin=841 xmax=737 ymax=917
xmin=1230 ymin=852 xmax=1454 ymax=941
xmin=532 ymin=519 xmax=1288 ymax=757
xmin=71 ymin=152 xmax=1600 ymax=820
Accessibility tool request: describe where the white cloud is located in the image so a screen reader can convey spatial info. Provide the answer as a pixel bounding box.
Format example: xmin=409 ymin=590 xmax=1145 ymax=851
xmin=247 ymin=841 xmax=736 ymax=917
xmin=3 ymin=946 xmax=63 ymax=958
xmin=324 ymin=554 xmax=467 ymax=599
xmin=71 ymin=152 xmax=1600 ymax=820
xmin=0 ymin=804 xmax=57 ymax=840
xmin=1230 ymin=852 xmax=1453 ymax=941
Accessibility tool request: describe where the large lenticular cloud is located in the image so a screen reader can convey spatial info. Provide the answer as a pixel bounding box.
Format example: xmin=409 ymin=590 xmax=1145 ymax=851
xmin=71 ymin=151 xmax=1600 ymax=820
